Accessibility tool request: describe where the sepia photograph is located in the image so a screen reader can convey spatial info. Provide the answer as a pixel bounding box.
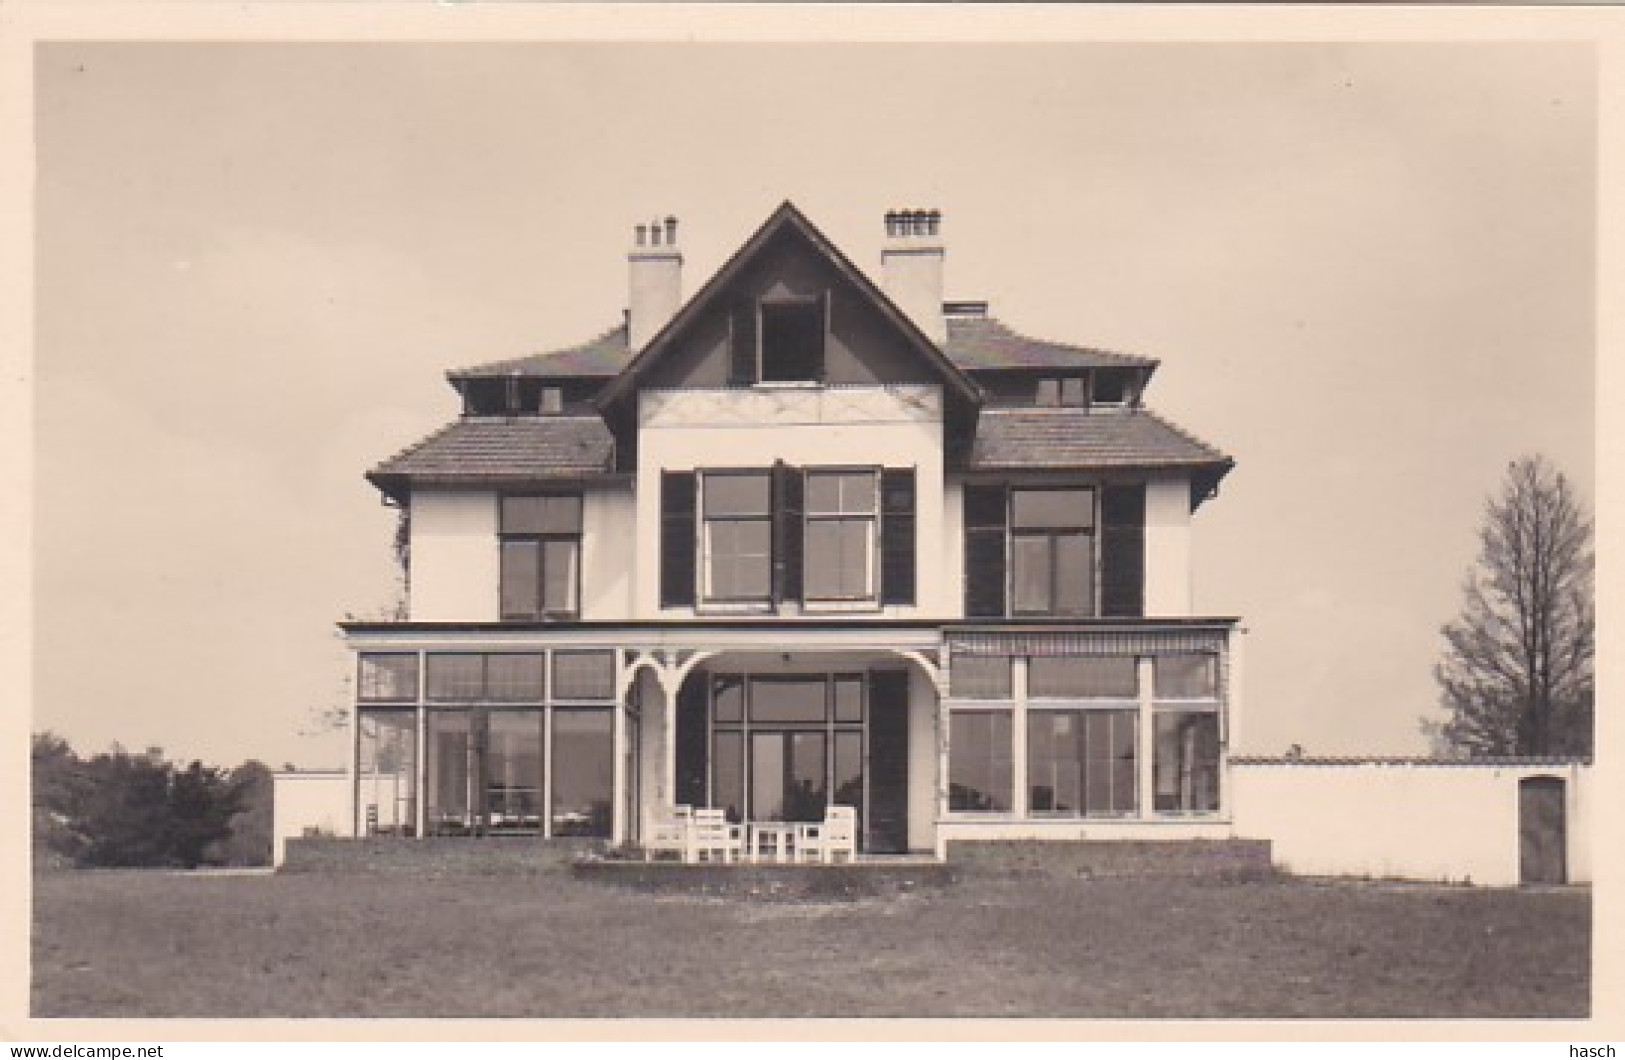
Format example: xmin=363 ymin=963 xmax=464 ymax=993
xmin=11 ymin=8 xmax=1611 ymax=1036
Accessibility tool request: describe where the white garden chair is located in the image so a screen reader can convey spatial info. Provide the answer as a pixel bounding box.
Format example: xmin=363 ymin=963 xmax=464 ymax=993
xmin=643 ymin=804 xmax=693 ymax=862
xmin=687 ymin=808 xmax=745 ymax=864
xmin=819 ymin=805 xmax=858 ymax=864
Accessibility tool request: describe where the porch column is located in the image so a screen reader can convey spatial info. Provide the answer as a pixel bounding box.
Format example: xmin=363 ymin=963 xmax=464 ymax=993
xmin=664 ymin=672 xmax=678 ymax=813
xmin=612 ymin=652 xmax=628 ymax=846
xmin=1137 ymin=657 xmax=1157 ymax=820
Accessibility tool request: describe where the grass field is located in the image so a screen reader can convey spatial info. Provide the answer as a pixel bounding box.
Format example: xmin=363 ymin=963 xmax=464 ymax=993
xmin=32 ymin=868 xmax=1589 ymax=1019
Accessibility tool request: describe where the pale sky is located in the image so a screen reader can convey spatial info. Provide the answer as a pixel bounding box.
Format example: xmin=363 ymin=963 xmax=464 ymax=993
xmin=31 ymin=41 xmax=1595 ymax=769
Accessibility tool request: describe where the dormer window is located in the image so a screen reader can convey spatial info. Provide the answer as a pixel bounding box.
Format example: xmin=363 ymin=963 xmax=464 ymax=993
xmin=539 ymin=387 xmax=564 ymax=415
xmin=760 ymin=298 xmax=825 ymax=382
xmin=1092 ymin=371 xmax=1131 ymax=406
xmin=1036 ymin=376 xmax=1087 ymax=407
xmin=730 ymin=294 xmax=828 ymax=385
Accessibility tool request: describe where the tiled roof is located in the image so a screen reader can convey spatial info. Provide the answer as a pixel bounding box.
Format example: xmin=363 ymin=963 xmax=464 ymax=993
xmin=967 ymin=407 xmax=1231 ymax=472
xmin=367 ymin=416 xmax=616 ymax=490
xmin=945 ymin=317 xmax=1158 ymax=372
xmin=447 ymin=325 xmax=632 ymax=380
xmin=446 ymin=316 xmax=1158 ymax=380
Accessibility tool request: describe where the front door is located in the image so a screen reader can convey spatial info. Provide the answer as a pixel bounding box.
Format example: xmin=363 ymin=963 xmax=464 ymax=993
xmin=1519 ymin=775 xmax=1567 ymax=885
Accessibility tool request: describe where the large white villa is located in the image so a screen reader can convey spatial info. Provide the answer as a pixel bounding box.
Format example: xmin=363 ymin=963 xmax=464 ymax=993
xmin=275 ymin=202 xmax=1589 ymax=888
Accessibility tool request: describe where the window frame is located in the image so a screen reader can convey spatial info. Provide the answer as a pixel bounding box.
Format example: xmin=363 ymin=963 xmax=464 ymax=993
xmin=756 ymin=295 xmax=826 ymax=384
xmin=801 ymin=467 xmax=881 ymax=604
xmin=698 ymin=469 xmax=775 ymax=606
xmin=1036 ymin=375 xmax=1089 ymax=408
xmin=1008 ymin=486 xmax=1098 ymax=618
xmin=1026 ymin=707 xmax=1139 ymax=818
xmin=498 ymin=492 xmax=583 ymax=621
xmin=947 ymin=706 xmax=1015 ymax=814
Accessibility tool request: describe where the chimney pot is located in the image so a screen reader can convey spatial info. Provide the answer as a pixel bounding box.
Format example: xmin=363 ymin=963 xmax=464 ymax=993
xmin=665 ymin=216 xmax=678 ymax=245
xmin=635 ymin=224 xmax=647 ymax=247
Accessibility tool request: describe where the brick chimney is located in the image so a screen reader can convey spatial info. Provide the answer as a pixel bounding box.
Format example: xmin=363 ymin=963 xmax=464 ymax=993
xmin=880 ymin=208 xmax=946 ymax=345
xmin=628 ymin=215 xmax=683 ymax=352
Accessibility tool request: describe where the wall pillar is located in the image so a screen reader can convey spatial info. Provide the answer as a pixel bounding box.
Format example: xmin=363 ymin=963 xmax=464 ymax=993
xmin=1137 ymin=657 xmax=1157 ymax=819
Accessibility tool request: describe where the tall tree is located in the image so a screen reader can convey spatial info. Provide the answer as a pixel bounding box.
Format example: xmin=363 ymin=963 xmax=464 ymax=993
xmin=1431 ymin=456 xmax=1593 ymax=757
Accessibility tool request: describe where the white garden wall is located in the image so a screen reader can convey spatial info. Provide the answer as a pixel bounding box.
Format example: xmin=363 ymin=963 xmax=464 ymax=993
xmin=271 ymin=769 xmax=353 ymax=867
xmin=1231 ymin=759 xmax=1591 ymax=887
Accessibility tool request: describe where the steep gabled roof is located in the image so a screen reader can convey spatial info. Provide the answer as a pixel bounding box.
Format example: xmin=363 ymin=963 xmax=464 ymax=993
xmin=366 ymin=415 xmax=617 ymax=500
xmin=594 ymin=201 xmax=983 ymax=408
xmin=946 ymin=317 xmax=1158 ymax=373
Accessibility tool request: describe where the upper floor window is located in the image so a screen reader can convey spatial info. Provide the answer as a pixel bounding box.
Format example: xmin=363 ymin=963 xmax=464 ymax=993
xmin=662 ymin=465 xmax=915 ymax=611
xmin=701 ymin=471 xmax=773 ymax=603
xmin=730 ymin=294 xmax=829 ymax=385
xmin=1010 ymin=488 xmax=1095 ymax=616
xmin=1035 ymin=377 xmax=1087 ymax=407
xmin=804 ymin=470 xmax=879 ymax=601
xmin=964 ymin=482 xmax=1145 ymax=619
xmin=499 ymin=494 xmax=582 ymax=620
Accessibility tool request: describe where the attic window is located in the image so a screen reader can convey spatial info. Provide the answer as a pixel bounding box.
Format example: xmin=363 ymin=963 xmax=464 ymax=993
xmin=1093 ymin=372 xmax=1130 ymax=406
xmin=760 ymin=300 xmax=824 ymax=382
xmin=1036 ymin=377 xmax=1087 ymax=407
xmin=539 ymin=387 xmax=564 ymax=415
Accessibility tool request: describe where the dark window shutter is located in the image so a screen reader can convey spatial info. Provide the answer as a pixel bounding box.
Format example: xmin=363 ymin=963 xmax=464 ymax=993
xmin=674 ymin=671 xmax=708 ymax=808
xmin=729 ymin=300 xmax=758 ymax=386
xmin=963 ymin=483 xmax=1008 ymax=618
xmin=1101 ymin=482 xmax=1146 ymax=617
xmin=881 ymin=468 xmax=916 ymax=605
xmin=660 ymin=471 xmax=697 ymax=608
xmin=772 ymin=461 xmax=804 ymax=605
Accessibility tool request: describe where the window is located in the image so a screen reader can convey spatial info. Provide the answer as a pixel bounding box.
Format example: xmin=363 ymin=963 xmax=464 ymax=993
xmin=949 ymin=654 xmax=1013 ymax=699
xmin=1028 ymin=710 xmax=1137 ymax=816
xmin=1153 ymin=653 xmax=1220 ymax=814
xmin=1036 ymin=376 xmax=1087 ymax=407
xmin=1154 ymin=654 xmax=1218 ymax=699
xmin=1154 ymin=712 xmax=1220 ymax=813
xmin=499 ymin=494 xmax=582 ymax=620
xmin=701 ymin=472 xmax=772 ymax=602
xmin=707 ymin=673 xmax=866 ymax=825
xmin=426 ymin=654 xmax=487 ymax=702
xmin=672 ymin=465 xmax=913 ymax=610
xmin=759 ymin=299 xmax=824 ymax=382
xmin=1010 ymin=488 xmax=1095 ymax=616
xmin=358 ymin=653 xmax=418 ymax=702
xmin=1092 ymin=371 xmax=1131 ymax=406
xmin=357 ymin=710 xmax=417 ymax=835
xmin=804 ymin=470 xmax=879 ymax=601
xmin=485 ymin=654 xmax=546 ymax=702
xmin=551 ymin=710 xmax=614 ymax=837
xmin=949 ymin=711 xmax=1013 ymax=812
xmin=553 ymin=650 xmax=616 ymax=700
xmin=1028 ymin=655 xmax=1137 ymax=699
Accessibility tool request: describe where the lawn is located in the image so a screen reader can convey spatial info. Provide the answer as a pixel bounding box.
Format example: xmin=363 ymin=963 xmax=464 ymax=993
xmin=32 ymin=868 xmax=1589 ymax=1019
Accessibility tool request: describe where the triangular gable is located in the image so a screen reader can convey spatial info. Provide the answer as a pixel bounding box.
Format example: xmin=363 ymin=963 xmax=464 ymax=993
xmin=595 ymin=201 xmax=984 ymax=409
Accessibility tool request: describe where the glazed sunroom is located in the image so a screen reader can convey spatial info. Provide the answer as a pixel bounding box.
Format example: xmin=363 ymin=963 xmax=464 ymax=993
xmin=342 ymin=202 xmax=1238 ymax=858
